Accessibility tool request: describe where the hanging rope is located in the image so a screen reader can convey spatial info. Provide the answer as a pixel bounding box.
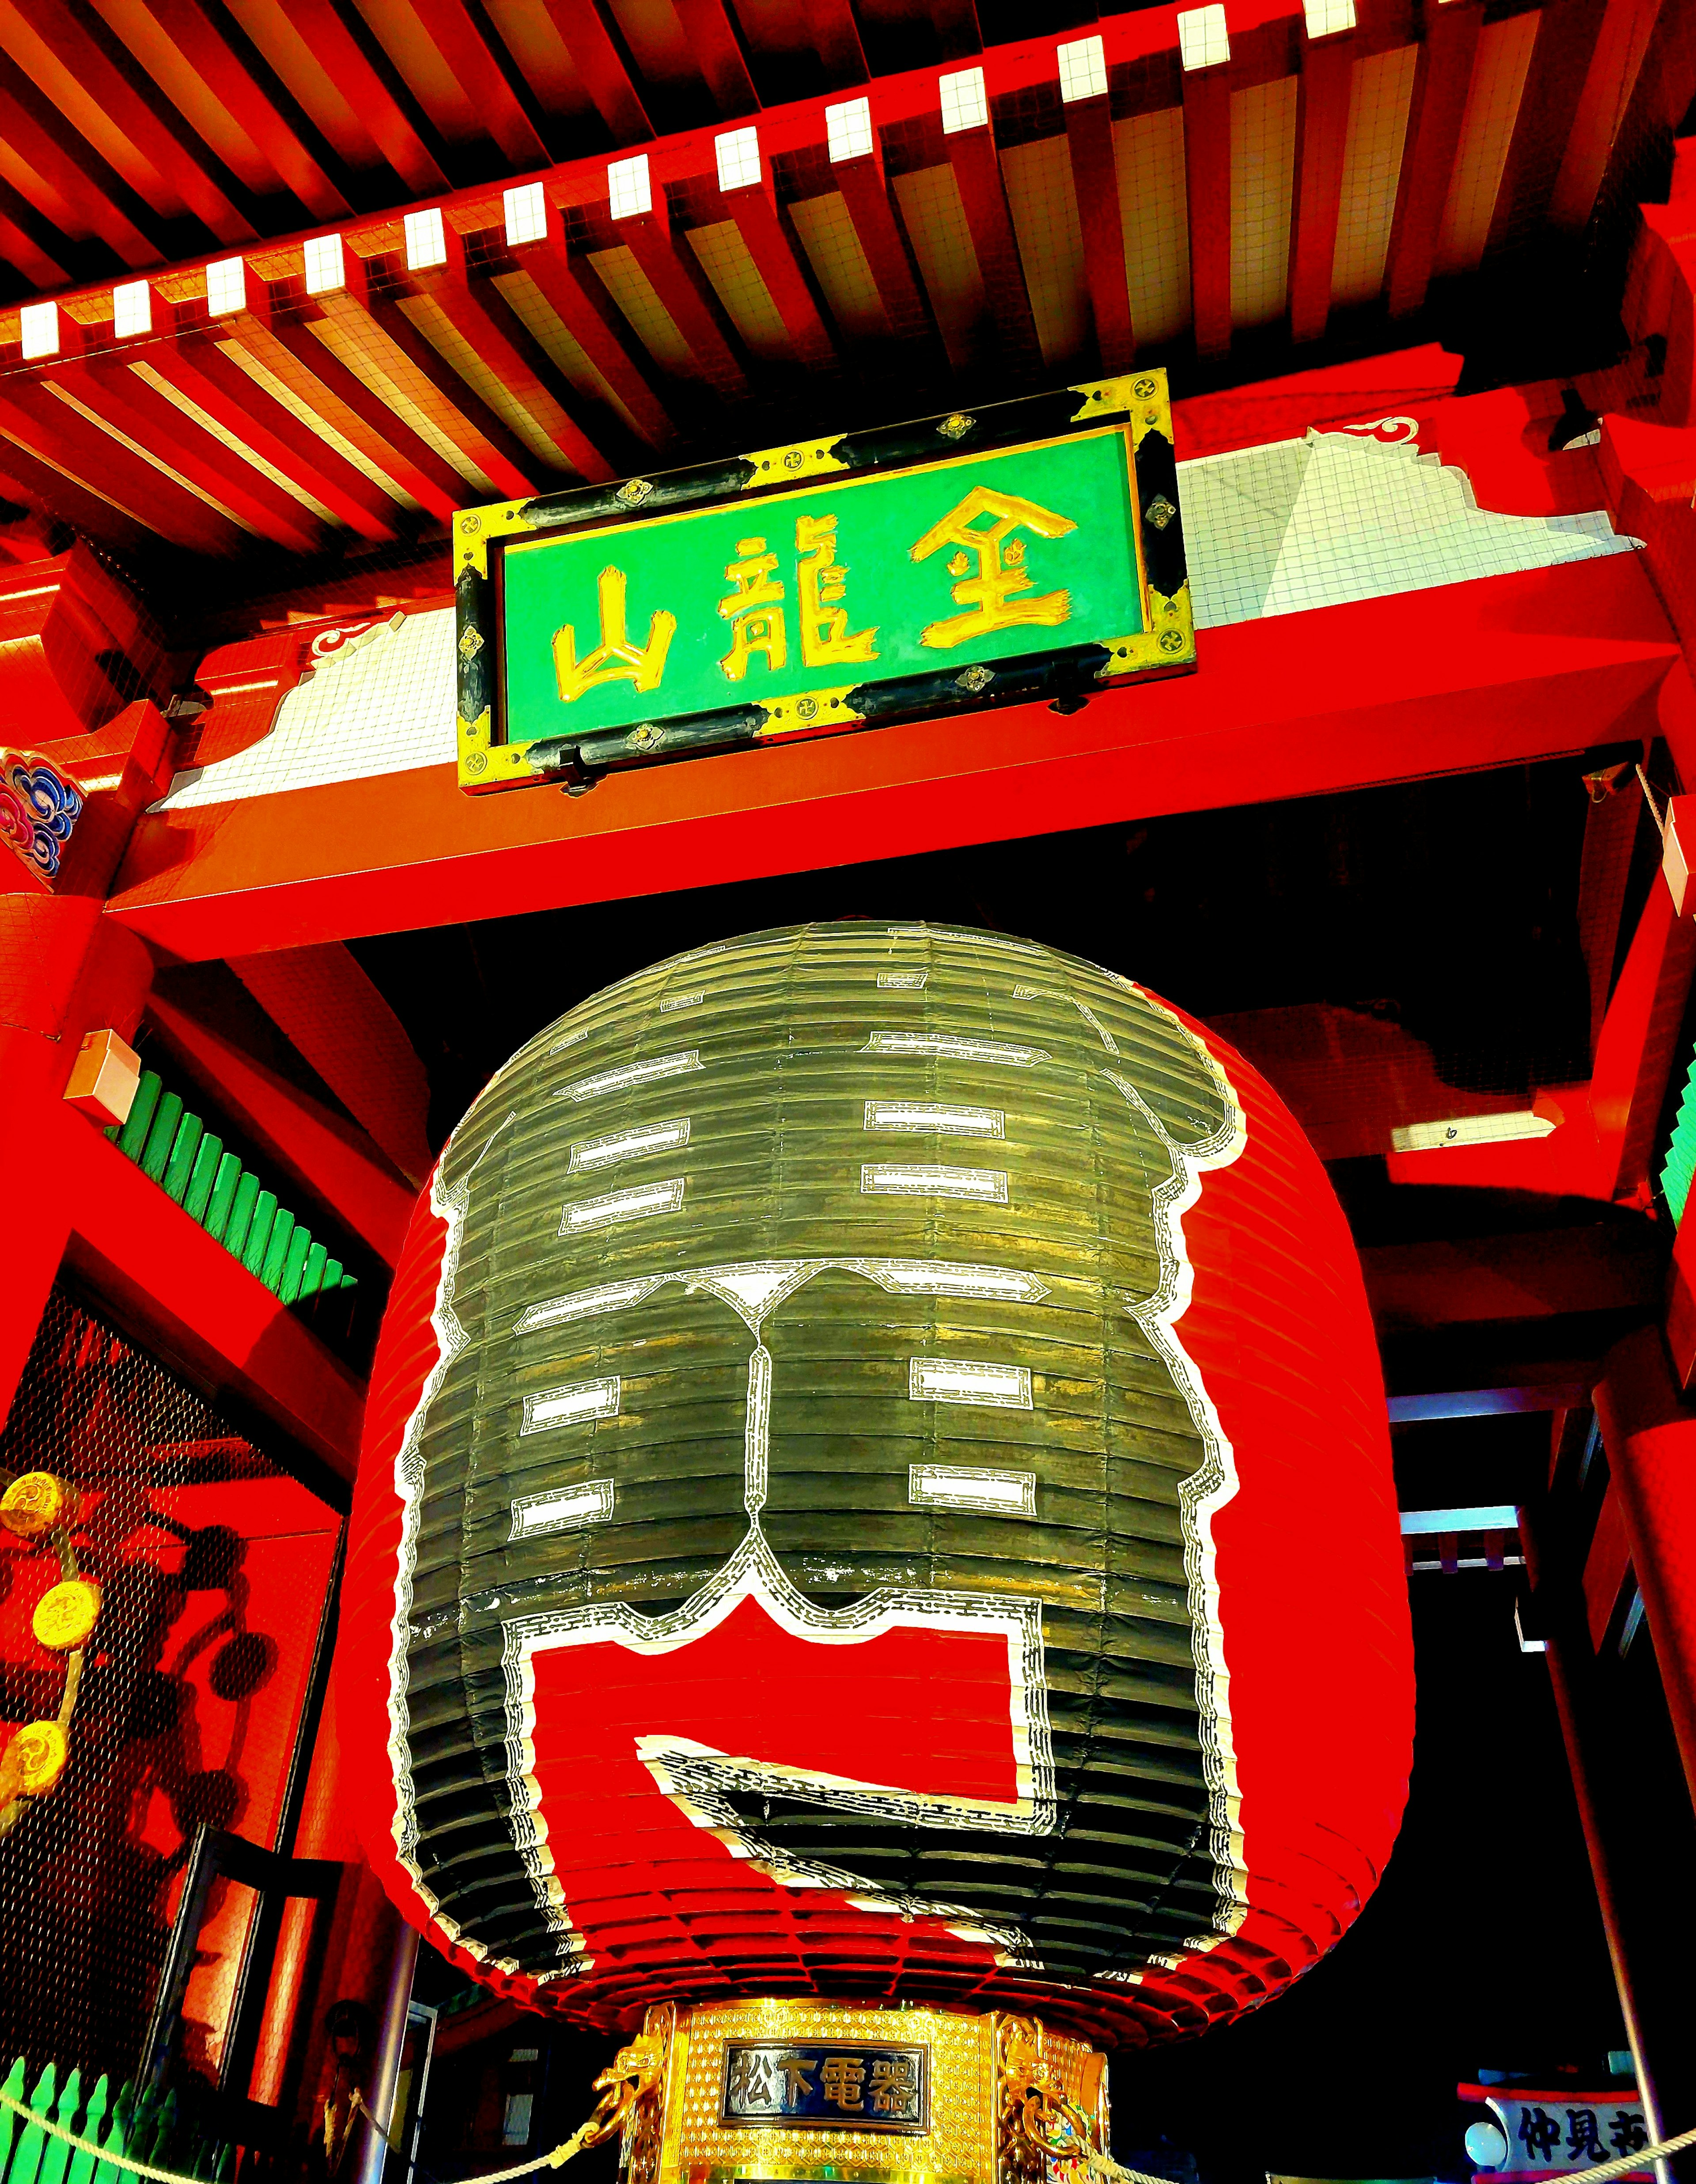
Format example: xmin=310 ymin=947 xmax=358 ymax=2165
xmin=0 ymin=2076 xmax=618 ymax=2184
xmin=12 ymin=2073 xmax=1696 ymax=2184
xmin=1065 ymin=2129 xmax=1696 ymax=2184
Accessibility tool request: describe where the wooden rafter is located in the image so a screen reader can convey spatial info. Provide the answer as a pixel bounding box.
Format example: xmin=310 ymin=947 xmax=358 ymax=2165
xmin=0 ymin=0 xmax=1678 ymax=568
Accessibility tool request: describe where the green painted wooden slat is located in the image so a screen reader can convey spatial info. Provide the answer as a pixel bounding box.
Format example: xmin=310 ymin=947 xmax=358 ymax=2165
xmin=139 ymin=1094 xmax=184 ymax=1184
xmin=39 ymin=2070 xmax=79 ymax=2184
xmin=240 ymin=1192 xmax=277 ymax=1278
xmin=11 ymin=2063 xmax=57 ymax=2184
xmin=204 ymin=1152 xmax=243 ymax=1243
xmin=149 ymin=2090 xmax=177 ymax=2167
xmin=278 ymin=1224 xmax=312 ymax=1305
xmin=137 ymin=2091 xmax=175 ymax=2184
xmin=1663 ymin=1047 xmax=1696 ymax=1225
xmin=259 ymin=1209 xmax=295 ymax=1295
xmin=223 ymin=1173 xmax=261 ymax=1260
xmin=182 ymin=1136 xmax=223 ymax=1226
xmin=90 ymin=2085 xmax=132 ymax=2184
xmin=99 ymin=1063 xmax=357 ymax=1325
xmin=161 ymin=1117 xmax=204 ymax=1206
xmin=115 ymin=1073 xmax=162 ymax=1162
xmin=64 ymin=2078 xmax=107 ymax=2184
xmin=0 ymin=2057 xmax=27 ymax=2184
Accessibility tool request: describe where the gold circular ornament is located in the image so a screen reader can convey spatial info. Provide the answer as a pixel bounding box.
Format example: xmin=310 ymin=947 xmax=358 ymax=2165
xmin=33 ymin=1578 xmax=100 ymax=1653
xmin=0 ymin=1471 xmax=75 ymax=1540
xmin=1158 ymin=628 xmax=1187 ymax=654
xmin=10 ymin=1721 xmax=67 ymax=1796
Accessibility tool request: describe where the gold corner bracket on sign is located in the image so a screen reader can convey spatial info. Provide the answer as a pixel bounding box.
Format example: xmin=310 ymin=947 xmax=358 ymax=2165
xmin=753 ymin=687 xmax=863 ymax=739
xmin=1069 ymin=368 xmax=1173 ymax=449
xmin=1099 ymin=580 xmax=1195 ymax=679
xmin=741 ymin=435 xmax=850 ymax=486
xmin=456 ymin=496 xmax=539 ymax=581
xmin=457 ymin=706 xmax=530 ymax=792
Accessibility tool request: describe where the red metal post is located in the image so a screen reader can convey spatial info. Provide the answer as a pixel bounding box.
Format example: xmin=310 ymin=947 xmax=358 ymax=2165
xmin=1595 ymin=1327 xmax=1696 ymax=1810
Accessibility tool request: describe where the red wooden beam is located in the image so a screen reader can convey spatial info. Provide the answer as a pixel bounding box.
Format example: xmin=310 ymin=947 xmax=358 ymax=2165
xmin=0 ymin=176 xmax=72 ymax=291
xmin=670 ymin=0 xmax=760 ymax=117
xmin=508 ymin=229 xmax=678 ymax=448
xmin=1550 ymin=0 xmax=1677 ymax=234
xmin=61 ymin=346 xmax=325 ymax=554
xmin=612 ymin=186 xmax=750 ymax=393
xmin=1385 ymin=853 xmax=1696 ymax=1204
xmin=110 ymin=0 xmax=352 ymax=221
xmin=147 ymin=990 xmax=417 ymax=1269
xmin=806 ymin=0 xmax=871 ymax=87
xmin=944 ymin=118 xmax=1043 ymax=379
xmin=539 ymin=0 xmax=654 ymax=143
xmin=405 ymin=224 xmax=619 ymax=481
xmin=1064 ymin=92 xmax=1136 ymax=371
xmin=929 ymin=0 xmax=984 ymax=60
xmin=275 ymin=0 xmax=450 ymax=195
xmin=1484 ymin=0 xmax=1610 ymax=254
xmin=401 ymin=0 xmax=551 ymax=166
xmin=0 ymin=437 xmax=161 ymax=558
xmin=1363 ymin=1227 xmax=1666 ymax=1331
xmin=1183 ymin=58 xmax=1233 ymax=359
xmin=1288 ymin=25 xmax=1355 ymax=345
xmin=0 ymin=0 xmax=254 ymax=245
xmin=1386 ymin=0 xmax=1483 ymax=320
xmin=228 ymin=295 xmax=471 ymax=522
xmin=228 ymin=944 xmax=436 ymax=1190
xmin=106 ymin=553 xmax=1681 ymax=959
xmin=325 ymin=251 xmax=545 ymax=498
xmin=831 ymin=148 xmax=931 ymax=342
xmin=61 ymin=1118 xmax=365 ymax=1490
xmin=0 ymin=61 xmax=170 ymax=267
xmin=719 ymin=160 xmax=837 ymax=369
xmin=0 ymin=377 xmax=244 ymax=554
xmin=148 ymin=321 xmax=405 ymax=541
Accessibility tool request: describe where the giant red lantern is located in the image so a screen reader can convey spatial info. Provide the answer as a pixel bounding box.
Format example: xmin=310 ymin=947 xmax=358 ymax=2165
xmin=342 ymin=923 xmax=1410 ymax=2175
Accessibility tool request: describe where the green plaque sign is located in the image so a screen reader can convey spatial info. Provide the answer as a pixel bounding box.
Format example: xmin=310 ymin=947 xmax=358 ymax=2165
xmin=455 ymin=374 xmax=1192 ymax=792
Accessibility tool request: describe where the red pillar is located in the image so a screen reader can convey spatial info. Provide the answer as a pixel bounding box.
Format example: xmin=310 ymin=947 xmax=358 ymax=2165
xmin=0 ymin=890 xmax=152 ymax=1426
xmin=251 ymin=1675 xmax=416 ymax=2167
xmin=1594 ymin=1325 xmax=1696 ymax=1811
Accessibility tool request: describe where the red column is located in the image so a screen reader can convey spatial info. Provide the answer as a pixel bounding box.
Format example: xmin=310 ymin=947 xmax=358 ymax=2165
xmin=0 ymin=890 xmax=152 ymax=1426
xmin=252 ymin=1677 xmax=415 ymax=2167
xmin=1595 ymin=1325 xmax=1696 ymax=1809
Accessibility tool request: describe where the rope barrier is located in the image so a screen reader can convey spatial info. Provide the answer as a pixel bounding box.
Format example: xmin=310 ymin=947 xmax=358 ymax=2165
xmin=0 ymin=2087 xmax=602 ymax=2184
xmin=1072 ymin=2131 xmax=1696 ymax=2184
xmin=11 ymin=2080 xmax=1696 ymax=2184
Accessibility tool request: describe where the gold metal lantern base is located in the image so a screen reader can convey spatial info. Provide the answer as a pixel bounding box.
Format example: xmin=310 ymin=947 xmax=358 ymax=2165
xmin=610 ymin=2000 xmax=1109 ymax=2184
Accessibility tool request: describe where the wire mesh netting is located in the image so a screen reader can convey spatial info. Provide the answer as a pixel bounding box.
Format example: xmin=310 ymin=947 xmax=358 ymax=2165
xmin=0 ymin=1287 xmax=341 ymax=2092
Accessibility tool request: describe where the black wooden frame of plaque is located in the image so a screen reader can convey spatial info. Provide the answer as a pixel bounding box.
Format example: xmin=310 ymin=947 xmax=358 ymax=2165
xmin=454 ymin=370 xmax=1191 ymax=795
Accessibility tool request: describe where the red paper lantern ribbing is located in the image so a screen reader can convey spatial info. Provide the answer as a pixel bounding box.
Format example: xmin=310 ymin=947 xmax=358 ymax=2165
xmin=340 ymin=924 xmax=1411 ymax=2047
